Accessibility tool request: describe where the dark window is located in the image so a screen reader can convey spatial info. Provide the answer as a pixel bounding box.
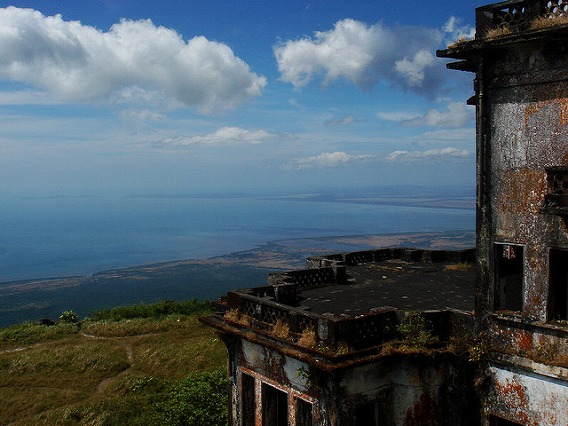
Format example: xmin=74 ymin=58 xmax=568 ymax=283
xmin=241 ymin=373 xmax=256 ymax=426
xmin=262 ymin=383 xmax=288 ymax=426
xmin=489 ymin=415 xmax=523 ymax=425
xmin=549 ymin=249 xmax=568 ymax=321
xmin=295 ymin=398 xmax=312 ymax=426
xmin=354 ymin=402 xmax=377 ymax=426
xmin=495 ymin=244 xmax=524 ymax=311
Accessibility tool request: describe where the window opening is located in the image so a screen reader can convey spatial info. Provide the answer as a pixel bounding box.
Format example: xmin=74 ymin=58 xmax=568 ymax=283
xmin=262 ymin=383 xmax=288 ymax=426
xmin=489 ymin=415 xmax=523 ymax=425
xmin=241 ymin=373 xmax=256 ymax=426
xmin=295 ymin=398 xmax=313 ymax=426
xmin=494 ymin=244 xmax=524 ymax=311
xmin=549 ymin=249 xmax=568 ymax=321
xmin=354 ymin=402 xmax=378 ymax=426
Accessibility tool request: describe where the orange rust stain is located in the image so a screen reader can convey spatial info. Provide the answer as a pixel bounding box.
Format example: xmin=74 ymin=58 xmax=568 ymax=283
xmin=498 ymin=169 xmax=545 ymax=215
xmin=495 ymin=168 xmax=548 ymax=238
xmin=495 ymin=379 xmax=537 ymax=426
xmin=525 ymin=98 xmax=568 ymax=126
xmin=514 ymin=329 xmax=533 ymax=352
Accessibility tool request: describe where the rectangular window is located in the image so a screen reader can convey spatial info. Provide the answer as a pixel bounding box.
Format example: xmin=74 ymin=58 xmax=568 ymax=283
xmin=262 ymin=383 xmax=288 ymax=426
xmin=494 ymin=244 xmax=524 ymax=311
xmin=295 ymin=398 xmax=313 ymax=426
xmin=354 ymin=402 xmax=378 ymax=426
xmin=549 ymin=249 xmax=568 ymax=321
xmin=241 ymin=373 xmax=256 ymax=426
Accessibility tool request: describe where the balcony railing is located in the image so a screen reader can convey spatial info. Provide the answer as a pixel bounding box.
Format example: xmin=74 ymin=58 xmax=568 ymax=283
xmin=476 ymin=0 xmax=568 ymax=38
xmin=224 ymin=289 xmax=475 ymax=354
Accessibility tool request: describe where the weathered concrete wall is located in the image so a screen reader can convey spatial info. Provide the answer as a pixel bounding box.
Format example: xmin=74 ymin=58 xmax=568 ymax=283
xmin=225 ymin=334 xmax=479 ymax=426
xmin=484 ymin=364 xmax=568 ymax=425
xmin=489 ymin=316 xmax=568 ymax=365
xmin=487 ymin=40 xmax=568 ymax=321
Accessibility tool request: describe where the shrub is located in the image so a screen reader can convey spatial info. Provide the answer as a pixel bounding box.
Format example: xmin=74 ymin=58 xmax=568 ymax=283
xmin=396 ymin=311 xmax=437 ymax=347
xmin=90 ymin=300 xmax=211 ymax=322
xmin=59 ymin=310 xmax=79 ymax=324
xmin=297 ymin=326 xmax=316 ymax=349
xmin=159 ymin=369 xmax=228 ymax=426
xmin=271 ymin=319 xmax=290 ymax=339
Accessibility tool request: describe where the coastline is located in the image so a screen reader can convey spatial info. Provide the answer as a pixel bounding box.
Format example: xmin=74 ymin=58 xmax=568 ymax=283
xmin=0 ymin=230 xmax=475 ymax=327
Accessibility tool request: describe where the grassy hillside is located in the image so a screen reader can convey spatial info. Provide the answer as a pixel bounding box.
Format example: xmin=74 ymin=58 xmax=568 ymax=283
xmin=0 ymin=300 xmax=227 ymax=425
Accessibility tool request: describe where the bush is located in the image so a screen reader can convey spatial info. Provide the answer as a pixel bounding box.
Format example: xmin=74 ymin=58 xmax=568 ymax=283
xmin=59 ymin=310 xmax=79 ymax=324
xmin=159 ymin=369 xmax=228 ymax=426
xmin=90 ymin=300 xmax=212 ymax=322
xmin=396 ymin=311 xmax=437 ymax=347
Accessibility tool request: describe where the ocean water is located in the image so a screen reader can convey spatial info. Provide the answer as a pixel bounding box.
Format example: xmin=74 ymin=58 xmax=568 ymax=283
xmin=0 ymin=195 xmax=475 ymax=283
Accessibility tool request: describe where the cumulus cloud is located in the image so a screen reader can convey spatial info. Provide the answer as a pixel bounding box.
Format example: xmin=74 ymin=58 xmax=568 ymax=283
xmin=324 ymin=114 xmax=356 ymax=127
xmin=381 ymin=102 xmax=472 ymax=128
xmin=0 ymin=7 xmax=266 ymax=113
xmin=159 ymin=127 xmax=280 ymax=147
xmin=386 ymin=147 xmax=470 ymax=161
xmin=293 ymin=151 xmax=372 ymax=170
xmin=443 ymin=17 xmax=476 ymax=43
xmin=274 ymin=18 xmax=447 ymax=95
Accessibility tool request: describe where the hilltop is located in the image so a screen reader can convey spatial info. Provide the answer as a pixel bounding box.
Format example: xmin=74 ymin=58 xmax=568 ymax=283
xmin=0 ymin=300 xmax=227 ymax=426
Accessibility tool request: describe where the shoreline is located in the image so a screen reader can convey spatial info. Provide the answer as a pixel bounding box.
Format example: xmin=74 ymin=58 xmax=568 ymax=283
xmin=0 ymin=230 xmax=475 ymax=327
xmin=1 ymin=230 xmax=475 ymax=287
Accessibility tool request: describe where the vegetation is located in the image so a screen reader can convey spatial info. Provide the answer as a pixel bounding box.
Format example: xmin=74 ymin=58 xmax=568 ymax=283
xmin=396 ymin=311 xmax=437 ymax=347
xmin=0 ymin=300 xmax=228 ymax=425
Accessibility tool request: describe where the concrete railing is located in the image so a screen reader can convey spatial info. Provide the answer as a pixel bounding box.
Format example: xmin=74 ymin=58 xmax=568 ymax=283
xmin=225 ymin=290 xmax=475 ymax=353
xmin=476 ymin=0 xmax=568 ymax=38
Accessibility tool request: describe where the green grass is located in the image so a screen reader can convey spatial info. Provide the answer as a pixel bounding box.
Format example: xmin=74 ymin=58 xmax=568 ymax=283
xmin=0 ymin=300 xmax=227 ymax=425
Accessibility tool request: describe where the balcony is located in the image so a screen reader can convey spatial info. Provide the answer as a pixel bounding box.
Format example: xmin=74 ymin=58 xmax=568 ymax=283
xmin=476 ymin=0 xmax=568 ymax=38
xmin=202 ymin=248 xmax=476 ymax=368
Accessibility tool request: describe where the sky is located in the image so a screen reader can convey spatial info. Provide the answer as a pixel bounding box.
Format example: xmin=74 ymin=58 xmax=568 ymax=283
xmin=0 ymin=1 xmax=488 ymax=198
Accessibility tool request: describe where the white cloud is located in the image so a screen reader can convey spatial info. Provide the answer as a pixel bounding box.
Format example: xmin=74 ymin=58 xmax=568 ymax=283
xmin=378 ymin=102 xmax=472 ymax=128
xmin=274 ymin=18 xmax=446 ymax=95
xmin=443 ymin=17 xmax=476 ymax=43
xmin=324 ymin=114 xmax=356 ymax=126
xmin=404 ymin=102 xmax=472 ymax=128
xmin=386 ymin=147 xmax=470 ymax=161
xmin=377 ymin=111 xmax=421 ymax=122
xmin=159 ymin=127 xmax=279 ymax=146
xmin=0 ymin=7 xmax=266 ymax=113
xmin=394 ymin=49 xmax=435 ymax=87
xmin=419 ymin=128 xmax=476 ymax=142
xmin=292 ymin=151 xmax=372 ymax=170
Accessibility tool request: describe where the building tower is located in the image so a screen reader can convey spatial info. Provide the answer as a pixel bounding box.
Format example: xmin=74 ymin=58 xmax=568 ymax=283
xmin=439 ymin=1 xmax=568 ymax=424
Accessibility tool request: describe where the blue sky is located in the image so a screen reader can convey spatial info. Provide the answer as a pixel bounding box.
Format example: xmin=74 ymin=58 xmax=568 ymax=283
xmin=0 ymin=1 xmax=487 ymax=197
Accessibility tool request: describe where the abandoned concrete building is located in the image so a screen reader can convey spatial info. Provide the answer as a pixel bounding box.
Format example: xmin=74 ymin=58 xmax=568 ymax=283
xmin=201 ymin=1 xmax=568 ymax=424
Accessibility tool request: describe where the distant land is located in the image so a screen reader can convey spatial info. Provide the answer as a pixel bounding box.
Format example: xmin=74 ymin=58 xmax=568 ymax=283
xmin=0 ymin=230 xmax=475 ymax=327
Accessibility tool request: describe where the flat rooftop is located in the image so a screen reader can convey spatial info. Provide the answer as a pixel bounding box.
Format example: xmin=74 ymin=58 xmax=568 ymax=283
xmin=297 ymin=259 xmax=475 ymax=316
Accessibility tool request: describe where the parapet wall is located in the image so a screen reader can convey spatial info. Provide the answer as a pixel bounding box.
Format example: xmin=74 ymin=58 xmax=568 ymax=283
xmin=221 ymin=248 xmax=476 ymax=358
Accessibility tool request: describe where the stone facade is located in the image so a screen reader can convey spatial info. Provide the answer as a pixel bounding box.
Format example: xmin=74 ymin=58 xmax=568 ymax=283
xmin=440 ymin=1 xmax=568 ymax=424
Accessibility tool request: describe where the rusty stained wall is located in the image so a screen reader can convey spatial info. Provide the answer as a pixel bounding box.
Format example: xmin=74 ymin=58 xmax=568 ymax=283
xmin=489 ymin=319 xmax=568 ymax=366
xmin=478 ymin=37 xmax=568 ymax=426
xmin=484 ymin=364 xmax=568 ymax=426
xmin=229 ymin=335 xmax=478 ymax=426
xmin=487 ymin=40 xmax=568 ymax=321
xmin=231 ymin=338 xmax=342 ymax=426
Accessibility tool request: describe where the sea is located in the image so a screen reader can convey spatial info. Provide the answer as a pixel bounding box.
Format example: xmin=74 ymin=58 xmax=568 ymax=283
xmin=0 ymin=193 xmax=475 ymax=283
xmin=0 ymin=192 xmax=476 ymax=325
